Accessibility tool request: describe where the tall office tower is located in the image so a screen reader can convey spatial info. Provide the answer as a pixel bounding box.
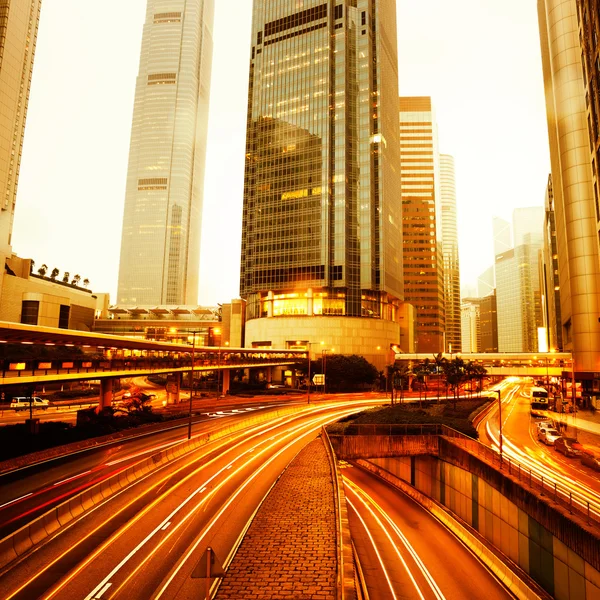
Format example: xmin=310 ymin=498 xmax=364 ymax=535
xmin=0 ymin=0 xmax=41 ymax=265
xmin=117 ymin=0 xmax=214 ymax=306
xmin=513 ymin=206 xmax=544 ymax=247
xmin=539 ymin=0 xmax=600 ymax=381
xmin=477 ymin=266 xmax=495 ymax=298
xmin=492 ymin=216 xmax=512 ymax=257
xmin=576 ymin=0 xmax=600 ymax=233
xmin=399 ymin=97 xmax=445 ymax=354
xmin=541 ymin=175 xmax=563 ymax=351
xmin=440 ymin=154 xmax=461 ymax=353
xmin=460 ymin=299 xmax=480 ymax=353
xmin=495 ymin=248 xmax=524 ymax=352
xmin=239 ymin=1 xmax=407 ymax=368
xmin=479 ymin=291 xmax=498 ymax=352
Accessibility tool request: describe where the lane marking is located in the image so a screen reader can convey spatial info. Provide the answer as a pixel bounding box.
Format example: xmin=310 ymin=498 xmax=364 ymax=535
xmin=0 ymin=492 xmax=33 ymax=510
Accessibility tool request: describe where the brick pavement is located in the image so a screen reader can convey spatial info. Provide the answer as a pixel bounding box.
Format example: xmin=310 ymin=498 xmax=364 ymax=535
xmin=216 ymin=436 xmax=337 ymax=600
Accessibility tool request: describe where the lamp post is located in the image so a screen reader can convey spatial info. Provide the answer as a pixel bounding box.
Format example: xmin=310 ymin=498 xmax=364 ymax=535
xmin=297 ymin=340 xmax=311 ymax=404
xmin=494 ymin=389 xmax=503 ymax=469
xmin=188 ymin=331 xmax=201 ymax=440
xmin=213 ymin=328 xmax=221 ymax=399
xmin=322 ymin=349 xmax=333 ymax=395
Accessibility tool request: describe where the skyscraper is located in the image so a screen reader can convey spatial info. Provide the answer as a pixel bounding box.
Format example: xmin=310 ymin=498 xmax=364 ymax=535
xmin=440 ymin=153 xmax=461 ymax=353
xmin=538 ymin=0 xmax=600 ymax=381
xmin=492 ymin=216 xmax=512 ymax=257
xmin=0 ymin=0 xmax=42 ymax=264
xmin=399 ymin=97 xmax=445 ymax=354
xmin=240 ymin=1 xmax=408 ymax=368
xmin=117 ymin=0 xmax=214 ymax=306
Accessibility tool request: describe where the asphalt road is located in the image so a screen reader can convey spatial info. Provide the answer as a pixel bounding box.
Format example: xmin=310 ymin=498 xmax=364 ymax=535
xmin=343 ymin=464 xmax=512 ymax=600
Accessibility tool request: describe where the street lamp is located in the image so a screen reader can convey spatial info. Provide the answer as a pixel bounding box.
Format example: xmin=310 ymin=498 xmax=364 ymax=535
xmin=298 ymin=341 xmax=311 ymax=404
xmin=188 ymin=330 xmax=201 ymax=440
xmin=322 ymin=349 xmax=333 ymax=395
xmin=213 ymin=328 xmax=221 ymax=399
xmin=494 ymin=389 xmax=503 ymax=469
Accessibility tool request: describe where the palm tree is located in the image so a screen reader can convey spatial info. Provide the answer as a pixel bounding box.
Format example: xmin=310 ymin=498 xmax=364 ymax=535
xmin=62 ymin=271 xmax=70 ymax=283
xmin=30 ymin=260 xmax=35 ymax=274
xmin=37 ymin=264 xmax=48 ymax=277
xmin=432 ymin=353 xmax=447 ymax=401
xmin=83 ymin=278 xmax=90 ymax=288
xmin=71 ymin=274 xmax=81 ymax=286
xmin=50 ymin=268 xmax=59 ymax=280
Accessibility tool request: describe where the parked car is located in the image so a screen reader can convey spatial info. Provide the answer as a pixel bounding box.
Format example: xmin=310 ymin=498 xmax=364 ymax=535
xmin=554 ymin=437 xmax=583 ymax=457
xmin=10 ymin=397 xmax=49 ymax=411
xmin=536 ymin=420 xmax=554 ymax=431
xmin=581 ymin=449 xmax=600 ymax=471
xmin=539 ymin=428 xmax=561 ymax=445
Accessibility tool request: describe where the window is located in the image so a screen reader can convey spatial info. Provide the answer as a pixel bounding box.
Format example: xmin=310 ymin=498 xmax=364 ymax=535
xmin=334 ymin=5 xmax=343 ymax=20
xmin=21 ymin=300 xmax=39 ymax=325
xmin=59 ymin=305 xmax=70 ymax=329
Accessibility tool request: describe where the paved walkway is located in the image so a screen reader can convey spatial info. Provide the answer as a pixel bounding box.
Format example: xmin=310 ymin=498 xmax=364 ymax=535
xmin=544 ymin=409 xmax=600 ymax=436
xmin=216 ymin=436 xmax=337 ymax=600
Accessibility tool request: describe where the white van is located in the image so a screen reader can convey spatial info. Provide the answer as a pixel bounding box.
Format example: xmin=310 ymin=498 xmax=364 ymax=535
xmin=10 ymin=397 xmax=49 ymax=411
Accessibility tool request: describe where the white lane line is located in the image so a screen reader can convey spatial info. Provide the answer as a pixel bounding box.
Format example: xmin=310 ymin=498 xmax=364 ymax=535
xmin=93 ymin=582 xmax=111 ymax=599
xmin=53 ymin=470 xmax=92 ymax=486
xmin=160 ymin=522 xmax=171 ymax=531
xmin=0 ymin=492 xmax=32 ymax=509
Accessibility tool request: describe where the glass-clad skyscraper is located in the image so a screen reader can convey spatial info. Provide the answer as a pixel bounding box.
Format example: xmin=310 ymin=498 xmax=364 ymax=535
xmin=117 ymin=0 xmax=214 ymax=306
xmin=240 ymin=1 xmax=408 ymax=366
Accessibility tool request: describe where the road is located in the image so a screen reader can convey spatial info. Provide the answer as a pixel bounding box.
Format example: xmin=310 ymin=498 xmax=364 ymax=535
xmin=343 ymin=464 xmax=512 ymax=600
xmin=0 ymin=399 xmax=378 ymax=600
xmin=478 ymin=378 xmax=600 ymax=523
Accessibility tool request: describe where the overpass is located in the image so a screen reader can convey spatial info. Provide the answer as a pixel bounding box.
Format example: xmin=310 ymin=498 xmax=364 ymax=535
xmin=0 ymin=321 xmax=306 ymax=407
xmin=394 ymin=351 xmax=573 ymax=378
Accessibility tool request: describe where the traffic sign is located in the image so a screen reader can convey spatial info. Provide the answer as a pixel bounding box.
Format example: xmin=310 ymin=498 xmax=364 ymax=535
xmin=313 ymin=374 xmax=325 ymax=385
xmin=192 ymin=546 xmax=224 ymax=578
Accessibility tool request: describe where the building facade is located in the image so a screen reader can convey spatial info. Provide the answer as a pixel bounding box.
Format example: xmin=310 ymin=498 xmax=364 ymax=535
xmin=538 ymin=0 xmax=600 ymax=382
xmin=399 ymin=96 xmax=445 ymax=354
xmin=479 ymin=291 xmax=498 ymax=353
xmin=439 ymin=153 xmax=461 ymax=353
xmin=460 ymin=300 xmax=480 ymax=353
xmin=0 ymin=0 xmax=41 ymax=273
xmin=239 ymin=1 xmax=410 ymax=370
xmin=541 ymin=174 xmax=563 ymax=351
xmin=117 ymin=0 xmax=214 ymax=306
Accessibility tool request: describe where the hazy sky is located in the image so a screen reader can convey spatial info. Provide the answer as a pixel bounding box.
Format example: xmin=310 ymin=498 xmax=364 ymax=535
xmin=12 ymin=0 xmax=550 ymax=306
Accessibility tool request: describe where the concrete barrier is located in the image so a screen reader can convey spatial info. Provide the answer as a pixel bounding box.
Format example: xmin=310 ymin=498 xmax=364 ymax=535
xmin=0 ymin=403 xmax=313 ymax=571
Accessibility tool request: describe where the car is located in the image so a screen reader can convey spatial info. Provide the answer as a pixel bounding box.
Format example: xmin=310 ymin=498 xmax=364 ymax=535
xmin=536 ymin=420 xmax=554 ymax=431
xmin=554 ymin=437 xmax=583 ymax=457
xmin=539 ymin=428 xmax=561 ymax=445
xmin=266 ymin=383 xmax=286 ymax=389
xmin=581 ymin=449 xmax=600 ymax=471
xmin=10 ymin=397 xmax=49 ymax=411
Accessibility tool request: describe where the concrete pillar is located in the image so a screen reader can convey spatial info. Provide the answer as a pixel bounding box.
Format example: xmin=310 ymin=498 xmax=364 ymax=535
xmin=99 ymin=378 xmax=113 ymax=411
xmin=266 ymin=366 xmax=273 ymax=383
xmin=267 ymin=290 xmax=273 ymax=317
xmin=166 ymin=372 xmax=181 ymax=404
xmin=307 ymin=287 xmax=313 ymax=316
xmin=222 ymin=369 xmax=230 ymax=395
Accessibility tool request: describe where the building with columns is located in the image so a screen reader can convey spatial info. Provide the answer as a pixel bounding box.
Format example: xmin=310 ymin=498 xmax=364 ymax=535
xmin=239 ymin=1 xmax=414 ymax=370
xmin=538 ymin=0 xmax=600 ymax=387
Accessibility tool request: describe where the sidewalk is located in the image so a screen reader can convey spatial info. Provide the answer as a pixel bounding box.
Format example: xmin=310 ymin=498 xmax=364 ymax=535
xmin=550 ymin=409 xmax=600 ymax=437
xmin=216 ymin=436 xmax=337 ymax=600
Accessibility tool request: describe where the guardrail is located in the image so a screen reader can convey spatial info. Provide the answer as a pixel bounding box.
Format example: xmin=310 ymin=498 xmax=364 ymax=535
xmin=440 ymin=426 xmax=600 ymax=529
xmin=322 ymin=426 xmax=356 ymax=600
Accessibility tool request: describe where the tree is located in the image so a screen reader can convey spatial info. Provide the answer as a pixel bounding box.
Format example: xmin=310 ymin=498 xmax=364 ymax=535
xmin=83 ymin=278 xmax=90 ymax=288
xmin=443 ymin=356 xmax=467 ymax=408
xmin=71 ymin=274 xmax=81 ymax=286
xmin=29 ymin=260 xmax=34 ymax=274
xmin=50 ymin=268 xmax=59 ymax=280
xmin=37 ymin=264 xmax=48 ymax=277
xmin=432 ymin=353 xmax=447 ymax=400
xmin=390 ymin=363 xmax=411 ymax=404
xmin=62 ymin=271 xmax=70 ymax=283
xmin=321 ymin=354 xmax=378 ymax=392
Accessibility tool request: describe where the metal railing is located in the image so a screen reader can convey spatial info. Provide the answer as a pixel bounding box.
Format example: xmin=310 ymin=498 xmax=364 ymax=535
xmin=441 ymin=426 xmax=600 ymax=529
xmin=322 ymin=426 xmax=357 ymax=600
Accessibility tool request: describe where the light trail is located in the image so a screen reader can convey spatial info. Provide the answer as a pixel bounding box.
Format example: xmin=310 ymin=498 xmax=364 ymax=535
xmin=345 ymin=495 xmax=400 ymax=600
xmin=345 ymin=478 xmax=445 ymax=600
xmin=152 ymin=406 xmax=369 ymax=600
xmin=38 ymin=404 xmax=371 ymax=600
